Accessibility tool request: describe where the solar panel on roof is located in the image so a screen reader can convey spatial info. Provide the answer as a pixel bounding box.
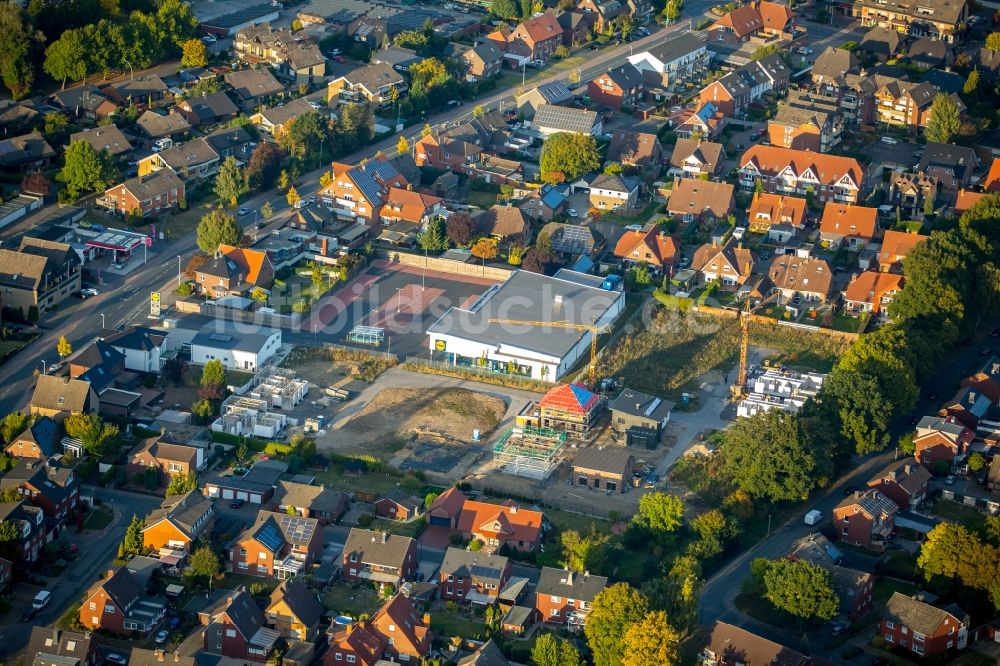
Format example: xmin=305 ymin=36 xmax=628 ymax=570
xmin=551 ymin=225 xmax=592 ymax=255
xmin=209 ymin=333 xmax=233 ymax=342
xmin=471 ymin=564 xmax=501 ymax=579
xmin=255 ymin=521 xmax=284 ymax=552
xmin=278 ymin=514 xmax=316 ymax=543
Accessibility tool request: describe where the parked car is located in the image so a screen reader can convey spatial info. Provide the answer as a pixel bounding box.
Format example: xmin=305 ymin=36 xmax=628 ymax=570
xmin=154 ymin=630 xmax=169 ymax=644
xmin=201 ymin=34 xmax=217 ymax=44
xmin=944 ymin=475 xmax=955 ymax=485
xmin=842 ymin=485 xmax=858 ymax=496
xmin=105 ymin=654 xmax=128 ymax=665
xmin=169 ymin=617 xmax=181 ymax=629
xmin=81 ymin=287 xmax=99 ymax=297
xmin=831 ymin=624 xmax=848 ymax=637
xmin=238 ymin=207 xmax=251 ymax=216
xmin=981 ymin=347 xmax=993 ymax=356
xmin=21 ymin=608 xmax=35 ymax=622
xmin=880 ymin=136 xmax=899 ymax=145
xmin=334 ymin=55 xmax=346 ymax=63
xmin=566 ymin=208 xmax=579 ymax=218
xmin=231 ymin=498 xmax=245 ymax=509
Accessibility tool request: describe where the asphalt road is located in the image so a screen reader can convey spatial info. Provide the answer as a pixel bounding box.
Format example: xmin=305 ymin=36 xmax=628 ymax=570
xmin=698 ymin=328 xmax=1000 ymax=661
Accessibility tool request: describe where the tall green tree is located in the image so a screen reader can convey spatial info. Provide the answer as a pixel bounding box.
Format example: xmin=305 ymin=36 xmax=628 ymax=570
xmin=822 ymin=369 xmax=895 ymax=455
xmin=762 ymin=559 xmax=840 ymax=621
xmin=417 ymin=217 xmax=448 ymax=251
xmin=245 ymin=142 xmax=282 ymax=191
xmin=621 ymin=611 xmax=681 ymax=666
xmin=720 ymin=410 xmax=819 ymax=502
xmin=214 ymin=156 xmax=245 ymax=208
xmin=925 ymin=94 xmax=961 ymax=144
xmin=635 ymin=492 xmax=685 ymax=535
xmin=64 ymin=413 xmax=118 ymax=456
xmin=0 ymin=3 xmax=42 ymax=99
xmin=918 ymin=523 xmax=1000 ymax=594
xmin=540 ymin=132 xmax=601 ymax=183
xmin=963 ymin=67 xmax=980 ymax=95
xmin=643 ymin=555 xmax=703 ymax=636
xmin=83 ymin=19 xmax=126 ymax=80
xmin=44 ymin=28 xmax=88 ymax=88
xmin=123 ymin=514 xmax=145 ymax=555
xmin=166 ymin=471 xmax=197 ymax=496
xmin=0 ymin=412 xmax=31 ymax=445
xmin=181 ymin=38 xmax=208 ymax=68
xmin=201 ymin=359 xmax=227 ymax=388
xmin=185 ymin=544 xmax=221 ymax=590
xmin=155 ymin=0 xmax=198 ymax=52
xmin=531 ymin=634 xmax=581 ymax=666
xmin=585 ymin=584 xmax=649 ymax=666
xmin=58 ymin=140 xmax=119 ymax=199
xmin=688 ymin=509 xmax=740 ymax=560
xmin=196 ymin=210 xmax=241 ymax=255
xmin=561 ymin=527 xmax=610 ymax=574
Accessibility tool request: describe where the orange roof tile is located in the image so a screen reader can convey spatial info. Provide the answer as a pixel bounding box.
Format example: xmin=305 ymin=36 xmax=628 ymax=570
xmin=613 ymin=226 xmax=679 ymax=266
xmin=758 ymin=1 xmax=793 ymax=31
xmin=748 ymin=192 xmax=806 ymax=229
xmin=383 ymin=187 xmax=443 ymax=223
xmin=955 ymin=189 xmax=987 ymax=215
xmin=713 ymin=4 xmax=763 ymax=37
xmin=331 ymin=623 xmax=384 ymax=666
xmin=217 ymin=244 xmax=271 ymax=285
xmin=428 ymin=486 xmax=467 ymax=519
xmin=984 ymin=157 xmax=1000 ymax=193
xmin=818 ymin=202 xmax=878 ymax=240
xmin=740 ymin=145 xmax=863 ymax=190
xmin=878 ymin=230 xmax=927 ymax=268
xmin=539 ymin=383 xmax=600 ymax=414
xmin=370 ymin=594 xmax=430 ymax=658
xmin=516 ymin=12 xmax=562 ymax=44
xmin=843 ymin=271 xmax=904 ymax=313
xmin=457 ymin=500 xmax=543 ymax=545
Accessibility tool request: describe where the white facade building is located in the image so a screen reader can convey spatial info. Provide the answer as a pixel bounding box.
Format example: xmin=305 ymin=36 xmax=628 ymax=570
xmin=737 ymin=369 xmax=826 ymax=418
xmin=190 ymin=322 xmax=281 ymax=371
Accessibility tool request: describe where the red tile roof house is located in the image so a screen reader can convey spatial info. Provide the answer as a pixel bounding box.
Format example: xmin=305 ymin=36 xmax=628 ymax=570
xmin=202 ymin=589 xmax=280 ymax=662
xmin=832 ymin=488 xmax=898 ymax=550
xmin=937 ymin=385 xmax=994 ymax=432
xmin=912 ymin=416 xmax=974 ymax=469
xmin=879 ymin=592 xmax=969 ymax=658
xmin=374 ymin=490 xmax=423 ymax=521
xmin=79 ymin=567 xmax=166 ymax=636
xmin=842 ymin=271 xmax=904 ymax=317
xmin=0 ymin=457 xmax=79 ymax=524
xmin=490 ymin=12 xmax=563 ymax=61
xmin=878 ymin=229 xmax=927 ymax=273
xmin=438 ymin=547 xmax=511 ymax=605
xmin=427 ymin=488 xmax=543 ymax=553
xmin=534 ymin=567 xmax=608 ymax=629
xmin=818 ymin=202 xmax=880 ymax=249
xmin=700 ymin=621 xmax=833 ymax=666
xmin=867 ymin=460 xmax=932 ymax=511
xmin=665 ymin=178 xmax=735 ymax=225
xmin=960 ymin=355 xmax=1000 ymax=404
xmin=26 ymin=627 xmax=101 ymax=666
xmin=318 ymin=157 xmax=409 ymax=226
xmin=613 ymin=224 xmax=679 ymax=272
xmin=325 ymin=593 xmax=431 ymax=665
xmin=379 ymin=188 xmax=444 ymax=227
xmin=341 ymin=528 xmax=418 ymax=586
xmin=738 ymin=145 xmax=864 ymax=204
xmin=690 ymin=238 xmax=754 ymax=290
xmin=230 ymin=511 xmax=323 ymax=578
xmin=587 ymin=63 xmax=645 ymax=110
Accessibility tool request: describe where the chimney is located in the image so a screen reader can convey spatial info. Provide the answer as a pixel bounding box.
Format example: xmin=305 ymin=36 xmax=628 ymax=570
xmin=155 ymin=649 xmax=165 ymax=662
xmin=509 ymin=505 xmax=517 ymax=514
xmin=381 ymin=531 xmax=388 ymax=543
xmin=903 ymin=463 xmax=912 ymax=475
xmin=422 ymin=613 xmax=431 ymax=625
xmin=174 ymin=652 xmax=180 ymax=662
xmin=968 ymin=391 xmax=976 ymax=404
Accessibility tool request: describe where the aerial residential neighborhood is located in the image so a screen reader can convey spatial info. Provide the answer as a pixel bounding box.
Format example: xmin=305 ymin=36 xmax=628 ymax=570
xmin=0 ymin=0 xmax=999 ymax=664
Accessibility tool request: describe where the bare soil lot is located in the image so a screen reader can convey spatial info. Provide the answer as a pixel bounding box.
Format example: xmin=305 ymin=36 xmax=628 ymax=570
xmin=318 ymin=387 xmax=506 ymax=456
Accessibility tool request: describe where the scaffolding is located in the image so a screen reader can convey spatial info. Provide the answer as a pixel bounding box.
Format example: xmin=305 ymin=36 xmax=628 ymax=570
xmin=346 ymin=325 xmax=385 ymax=347
xmin=493 ymin=427 xmax=566 ymax=479
xmin=250 ymin=366 xmax=309 ymax=408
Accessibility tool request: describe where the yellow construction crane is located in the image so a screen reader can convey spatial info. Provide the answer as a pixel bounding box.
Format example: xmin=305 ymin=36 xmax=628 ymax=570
xmin=488 ymin=318 xmax=610 ymax=387
xmin=731 ymin=291 xmax=780 ymax=402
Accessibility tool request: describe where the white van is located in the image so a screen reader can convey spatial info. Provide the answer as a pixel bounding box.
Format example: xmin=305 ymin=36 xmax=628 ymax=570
xmin=32 ymin=590 xmax=51 ymax=610
xmin=803 ymin=509 xmax=822 ymax=526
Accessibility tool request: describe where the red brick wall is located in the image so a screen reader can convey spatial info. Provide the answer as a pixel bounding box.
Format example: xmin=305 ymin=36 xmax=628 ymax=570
xmin=374 ymin=499 xmax=411 ymax=521
xmin=80 ymin=589 xmax=126 ymax=634
xmin=232 ymin=538 xmax=275 ymax=576
xmin=833 ymin=508 xmax=873 ymax=547
xmin=879 ymin=618 xmax=957 ymax=656
xmin=699 ymin=83 xmax=736 ymax=117
xmin=588 ymin=79 xmax=626 ymax=110
xmin=914 ymin=439 xmax=957 ymax=468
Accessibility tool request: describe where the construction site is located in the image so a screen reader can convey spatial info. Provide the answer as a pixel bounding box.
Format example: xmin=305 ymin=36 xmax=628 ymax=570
xmin=211 ymin=367 xmax=310 ymax=438
xmin=491 ymin=426 xmax=567 ymax=479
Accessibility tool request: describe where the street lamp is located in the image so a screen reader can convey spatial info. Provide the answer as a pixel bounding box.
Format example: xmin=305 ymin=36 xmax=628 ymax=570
xmin=422 ymin=248 xmax=427 ymax=291
xmin=100 ymin=314 xmax=106 ymax=329
xmin=41 ymin=360 xmax=46 ymax=374
xmin=123 ymin=59 xmax=134 ymax=81
xmin=395 ymin=287 xmax=402 ymax=314
xmin=767 ymin=514 xmax=772 ymax=536
xmin=177 ymin=256 xmax=182 ymax=285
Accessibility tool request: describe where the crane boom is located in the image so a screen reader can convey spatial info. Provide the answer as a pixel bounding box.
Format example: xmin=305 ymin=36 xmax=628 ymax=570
xmin=487 ymin=318 xmax=609 ymax=387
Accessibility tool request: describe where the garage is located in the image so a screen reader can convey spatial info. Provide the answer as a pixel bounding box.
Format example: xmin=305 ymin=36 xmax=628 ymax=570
xmin=236 ymin=491 xmax=249 ymax=502
xmin=249 ymin=492 xmax=263 ymax=504
xmin=222 ymin=488 xmax=234 ymax=500
xmin=430 ymin=515 xmax=451 ymax=527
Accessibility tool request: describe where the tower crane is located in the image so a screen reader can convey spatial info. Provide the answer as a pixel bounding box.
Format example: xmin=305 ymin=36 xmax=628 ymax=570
xmin=487 ymin=318 xmax=610 ymax=387
xmin=730 ymin=291 xmax=780 ymax=402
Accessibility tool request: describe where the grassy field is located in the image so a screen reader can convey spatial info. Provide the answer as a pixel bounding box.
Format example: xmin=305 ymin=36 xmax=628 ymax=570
xmin=369 ymin=517 xmax=426 ymax=539
xmin=873 ymin=578 xmax=918 ymax=607
xmin=429 ymin=609 xmax=487 ymax=641
xmin=929 ymin=500 xmax=986 ymax=532
xmin=311 ymin=467 xmax=406 ymax=497
xmin=322 ymin=584 xmax=383 ymax=617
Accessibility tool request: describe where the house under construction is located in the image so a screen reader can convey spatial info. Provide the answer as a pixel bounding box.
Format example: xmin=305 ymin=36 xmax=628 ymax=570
xmin=247 ymin=366 xmax=309 ymax=408
xmin=493 ymin=426 xmax=566 ymax=479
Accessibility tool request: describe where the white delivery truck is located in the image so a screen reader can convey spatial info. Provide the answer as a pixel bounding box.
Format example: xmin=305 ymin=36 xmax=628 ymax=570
xmin=32 ymin=590 xmax=51 ymax=610
xmin=803 ymin=509 xmax=822 ymax=526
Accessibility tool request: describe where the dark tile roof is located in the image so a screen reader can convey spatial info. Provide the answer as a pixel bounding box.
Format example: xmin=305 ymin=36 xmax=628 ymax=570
xmin=216 ymin=589 xmax=265 ymax=640
xmin=535 ymin=567 xmax=606 ymax=601
xmin=881 ymin=592 xmax=967 ymax=636
xmin=144 ymin=490 xmax=213 ymax=538
xmin=343 ymin=528 xmax=415 ymax=569
xmin=269 ymin=579 xmax=323 ymax=629
xmin=26 ymin=628 xmax=95 ymax=666
xmin=71 ymin=339 xmax=125 ymax=371
xmin=440 ymin=547 xmax=508 ymax=583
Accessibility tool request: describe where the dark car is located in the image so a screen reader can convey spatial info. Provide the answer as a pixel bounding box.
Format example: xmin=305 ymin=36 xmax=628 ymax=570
xmin=982 ymin=347 xmax=993 ymax=356
xmin=909 ymin=415 xmax=920 ymax=426
xmin=831 ymin=624 xmax=849 ymax=637
xmin=842 ymin=485 xmax=859 ymax=495
xmin=991 ymin=328 xmax=1000 ymax=338
xmin=169 ymin=616 xmax=181 ymax=629
xmin=926 ymin=392 xmax=938 ymax=401
xmin=230 ymin=499 xmax=245 ymax=509
xmin=105 ymin=654 xmax=128 ymax=666
xmin=21 ymin=608 xmax=35 ymax=622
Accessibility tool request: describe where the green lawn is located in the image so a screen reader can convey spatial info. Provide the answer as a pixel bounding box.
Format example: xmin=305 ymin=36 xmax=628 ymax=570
xmin=83 ymin=508 xmax=114 ymax=530
xmin=222 ymin=573 xmax=281 ymax=595
xmin=930 ymin=500 xmax=986 ymax=532
xmin=429 ymin=608 xmax=487 ymax=641
xmin=369 ymin=517 xmax=426 ymax=539
xmin=310 ymin=467 xmax=407 ymax=497
xmin=467 ymin=189 xmax=501 ymax=209
xmin=539 ymin=506 xmax=611 ymax=534
xmin=873 ymin=578 xmax=918 ymax=607
xmin=322 ymin=584 xmax=383 ymax=617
